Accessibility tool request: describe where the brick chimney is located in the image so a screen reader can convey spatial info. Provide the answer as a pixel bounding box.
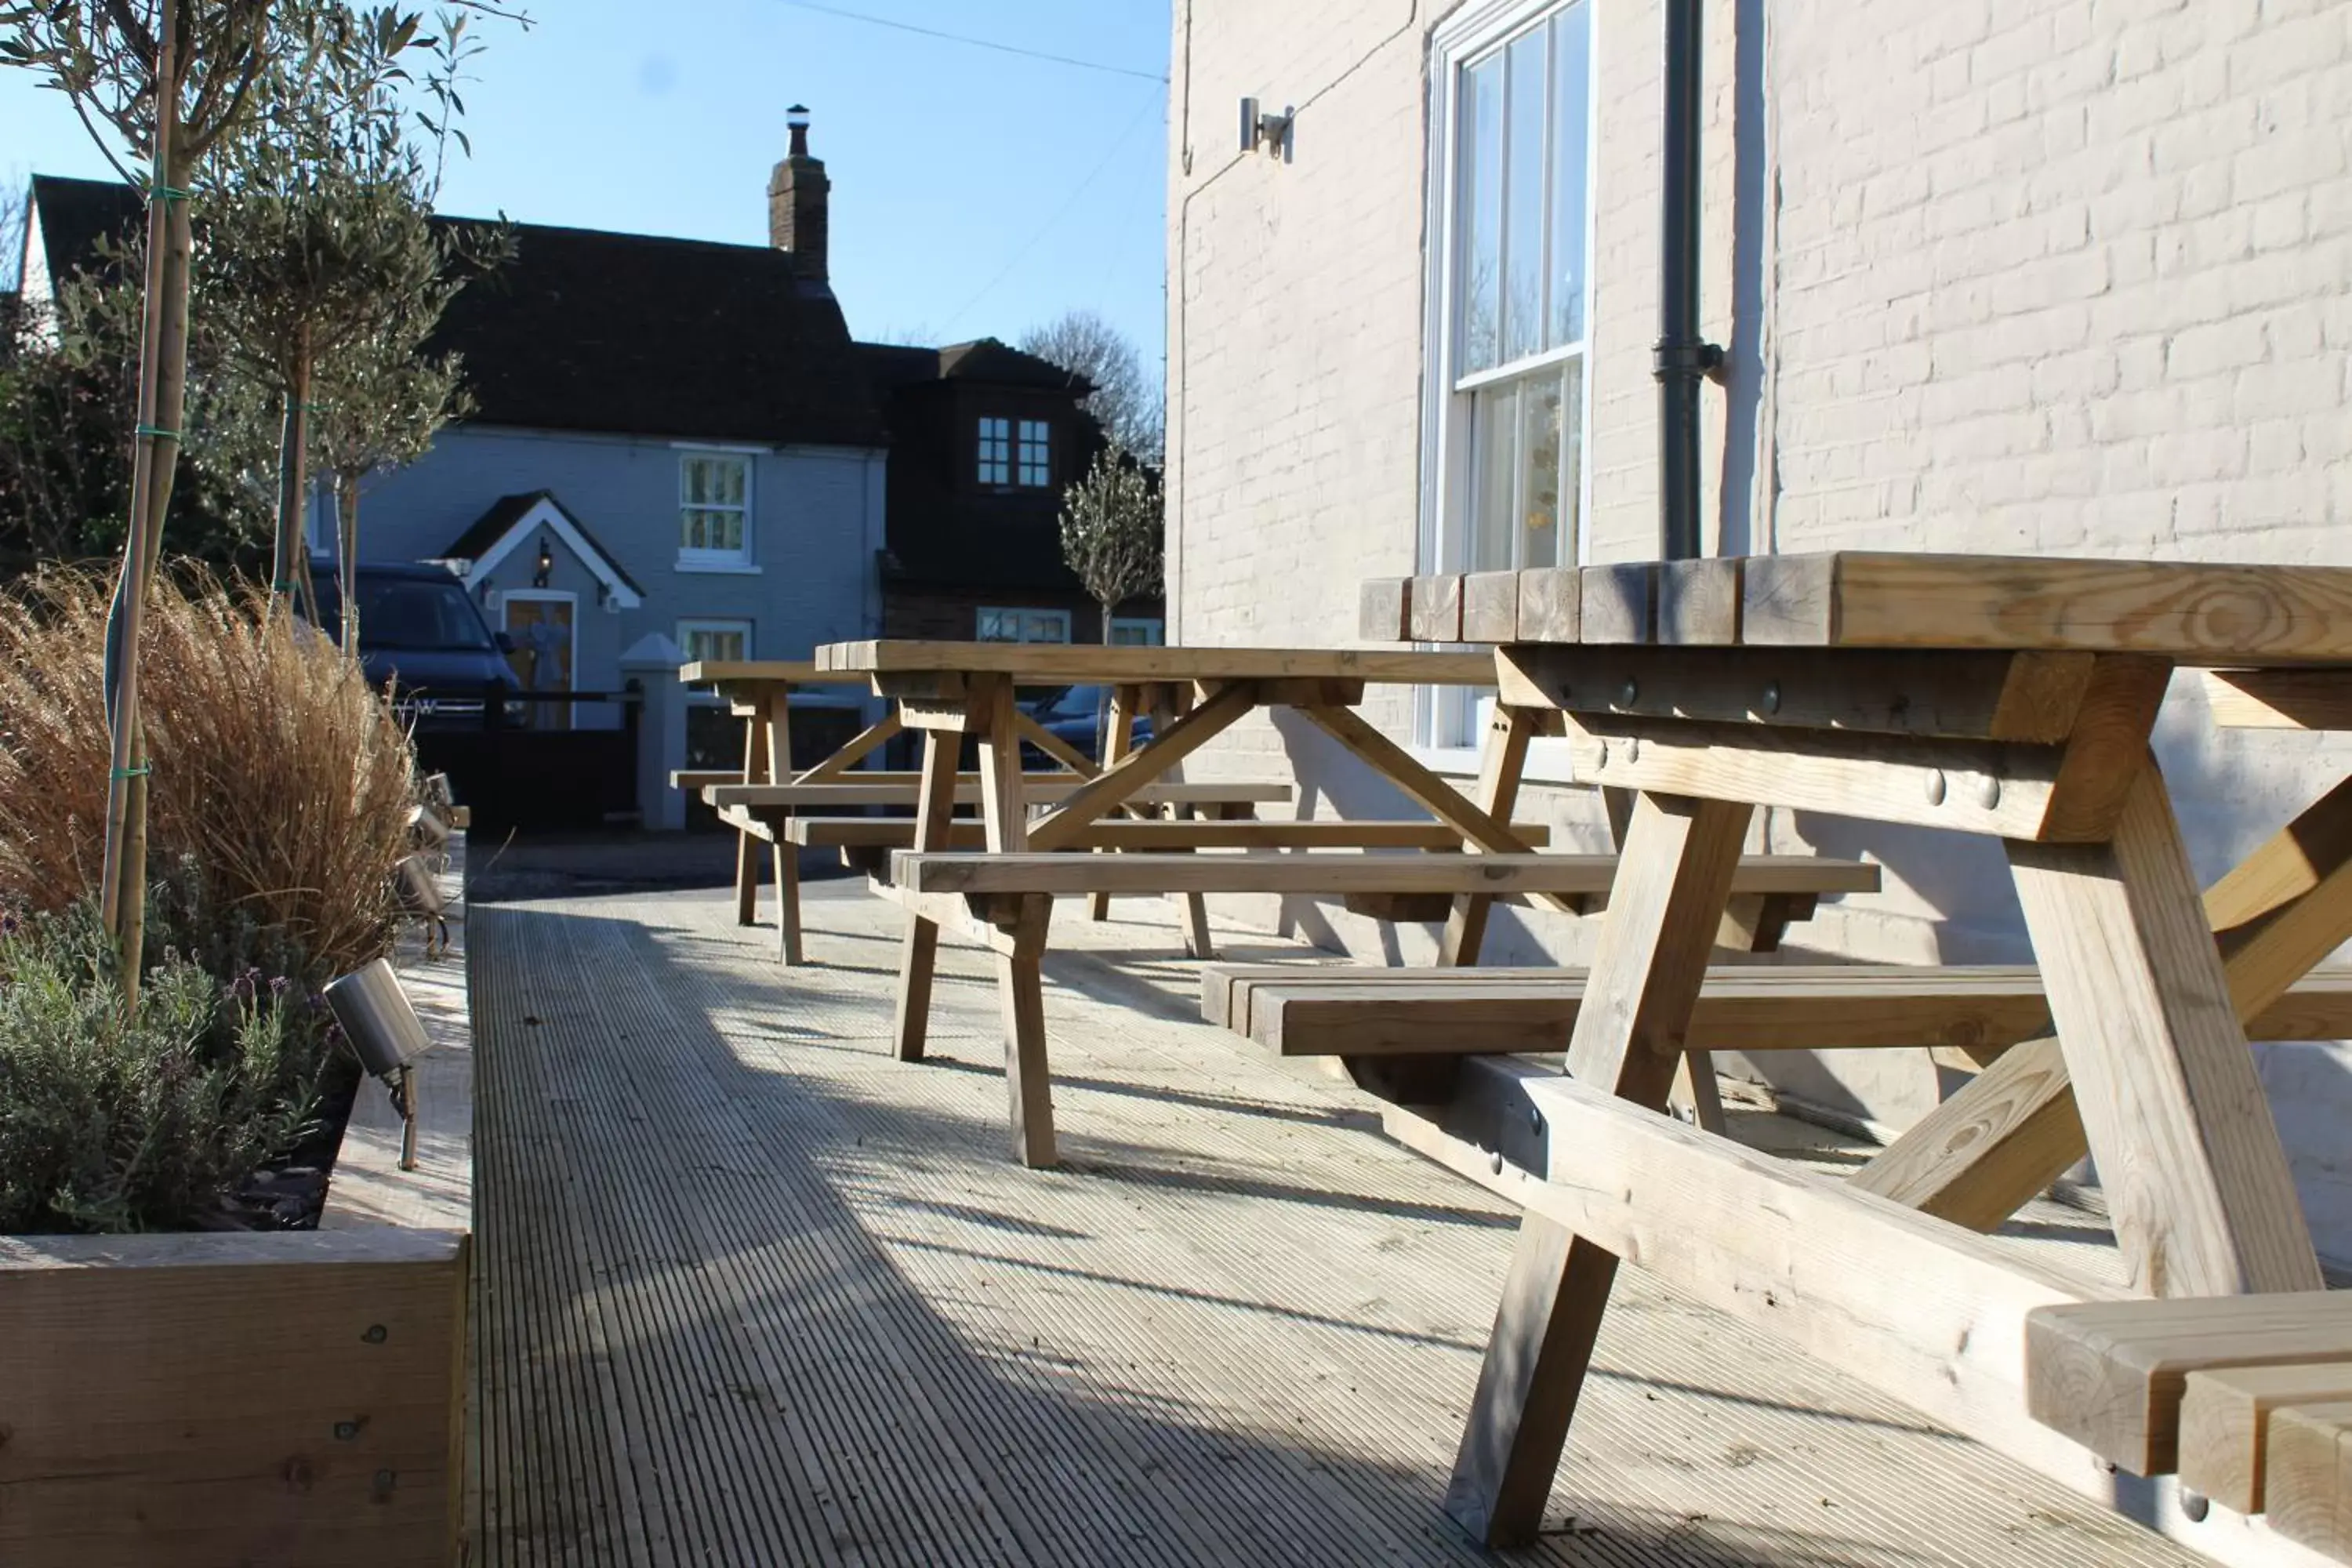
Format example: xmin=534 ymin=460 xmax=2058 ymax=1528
xmin=768 ymin=104 xmax=829 ymax=282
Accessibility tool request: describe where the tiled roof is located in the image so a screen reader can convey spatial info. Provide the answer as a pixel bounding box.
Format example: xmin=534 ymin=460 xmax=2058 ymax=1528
xmin=26 ymin=175 xmax=888 ymax=449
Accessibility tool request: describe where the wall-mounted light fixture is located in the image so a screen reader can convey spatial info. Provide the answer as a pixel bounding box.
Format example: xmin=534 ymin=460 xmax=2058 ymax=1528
xmin=533 ymin=538 xmax=554 ymax=589
xmin=1240 ymin=96 xmax=1294 ymax=161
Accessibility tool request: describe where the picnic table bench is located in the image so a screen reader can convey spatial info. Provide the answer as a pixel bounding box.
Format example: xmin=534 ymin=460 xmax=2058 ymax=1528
xmin=2027 ymin=1291 xmax=2352 ymax=1562
xmin=1348 ymin=551 xmax=2352 ymax=1565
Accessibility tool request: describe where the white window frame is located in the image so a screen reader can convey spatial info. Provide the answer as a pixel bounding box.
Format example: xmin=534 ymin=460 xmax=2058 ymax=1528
xmin=1416 ymin=0 xmax=1600 ymax=756
xmin=677 ymin=618 xmax=753 ymax=701
xmin=977 ymin=417 xmax=1012 ymax=485
xmin=976 ymin=606 xmax=1073 ymax=644
xmin=1109 ymin=616 xmax=1166 ymax=647
xmin=1016 ymin=419 xmax=1052 ymax=488
xmin=676 ymin=445 xmax=760 ymax=573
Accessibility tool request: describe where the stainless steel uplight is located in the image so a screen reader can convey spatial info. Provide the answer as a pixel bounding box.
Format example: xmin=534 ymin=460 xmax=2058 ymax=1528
xmin=324 ymin=959 xmax=431 ymax=1171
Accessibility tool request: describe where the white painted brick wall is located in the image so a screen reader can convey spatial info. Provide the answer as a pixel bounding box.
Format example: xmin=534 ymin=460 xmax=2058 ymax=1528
xmin=1169 ymin=0 xmax=2352 ymax=1264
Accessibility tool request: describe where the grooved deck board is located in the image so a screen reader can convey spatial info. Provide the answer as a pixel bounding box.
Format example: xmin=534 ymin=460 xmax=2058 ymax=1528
xmin=469 ymin=884 xmax=2210 ymax=1568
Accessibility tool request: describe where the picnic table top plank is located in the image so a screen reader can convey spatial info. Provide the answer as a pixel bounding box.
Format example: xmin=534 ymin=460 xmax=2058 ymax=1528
xmin=679 ymin=659 xmax=846 ymax=685
xmin=812 ymin=639 xmax=1503 ymax=684
xmin=1363 ymin=554 xmax=2352 ymax=665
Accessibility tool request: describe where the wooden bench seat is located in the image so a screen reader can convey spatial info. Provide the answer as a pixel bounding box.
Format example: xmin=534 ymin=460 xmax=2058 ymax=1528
xmin=2027 ymin=1292 xmax=2352 ymax=1561
xmin=888 ymin=850 xmax=1880 ymax=900
xmin=708 ymin=779 xmax=1294 ymax=811
xmin=1200 ymin=962 xmax=2352 ymax=1061
xmin=782 ymin=816 xmax=1555 ymax=851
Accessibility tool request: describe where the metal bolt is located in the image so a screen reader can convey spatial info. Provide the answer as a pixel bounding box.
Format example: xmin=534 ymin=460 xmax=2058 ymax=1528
xmin=1530 ymin=1106 xmax=1544 ymax=1135
xmin=2181 ymin=1490 xmax=2210 ymax=1523
xmin=1978 ymin=776 xmax=2002 ymax=810
xmin=1620 ymin=678 xmax=1639 ymax=707
xmin=1762 ymin=681 xmax=1781 ymax=714
xmin=1626 ymin=736 xmax=1642 ymax=763
xmin=361 ymin=1324 xmax=388 ymax=1345
xmin=1490 ymin=1150 xmax=1504 ymax=1176
xmin=333 ymin=1421 xmax=361 ymax=1442
xmin=1594 ymin=740 xmax=1610 ymax=769
xmin=1925 ymin=770 xmax=1947 ymax=806
xmin=375 ymin=1469 xmax=398 ymax=1494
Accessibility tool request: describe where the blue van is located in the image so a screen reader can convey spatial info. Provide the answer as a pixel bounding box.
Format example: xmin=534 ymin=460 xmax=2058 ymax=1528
xmin=308 ymin=561 xmax=525 ymax=730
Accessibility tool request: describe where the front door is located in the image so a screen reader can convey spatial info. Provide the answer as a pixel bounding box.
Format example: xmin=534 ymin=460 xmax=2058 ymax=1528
xmin=503 ymin=594 xmax=575 ymax=731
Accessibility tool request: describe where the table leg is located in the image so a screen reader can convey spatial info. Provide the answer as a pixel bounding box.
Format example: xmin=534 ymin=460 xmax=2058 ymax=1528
xmin=1853 ymin=771 xmax=2352 ymax=1232
xmin=1090 ymin=684 xmax=1141 ymax=921
xmin=734 ymin=692 xmax=772 ymax=927
xmin=1439 ymin=704 xmax=1536 ymax=967
xmin=891 ymin=724 xmax=962 ymax=1063
xmin=1148 ymin=683 xmax=1216 ymax=960
xmin=1446 ymin=791 xmax=1753 ymax=1546
xmin=2005 ymin=757 xmax=2320 ymax=1297
xmin=975 ymin=675 xmax=1058 ymax=1167
xmin=768 ymin=685 xmax=802 ymax=965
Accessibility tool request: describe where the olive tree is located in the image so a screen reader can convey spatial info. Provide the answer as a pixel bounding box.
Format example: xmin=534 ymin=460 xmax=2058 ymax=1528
xmin=0 ymin=0 xmax=512 ymax=993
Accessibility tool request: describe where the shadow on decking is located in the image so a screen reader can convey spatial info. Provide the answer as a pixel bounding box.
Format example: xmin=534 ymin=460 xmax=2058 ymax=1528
xmin=468 ymin=900 xmax=1984 ymax=1568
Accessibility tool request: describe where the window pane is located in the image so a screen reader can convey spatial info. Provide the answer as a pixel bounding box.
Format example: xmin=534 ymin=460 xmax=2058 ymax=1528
xmin=1501 ymin=29 xmax=1548 ymax=364
xmin=682 ymin=510 xmax=703 ymax=550
xmin=1515 ymin=367 xmax=1564 ymax=569
xmin=1470 ymin=380 xmax=1518 ymax=573
xmin=1558 ymin=355 xmax=1584 ymax=549
xmin=1549 ymin=4 xmax=1592 ymax=347
xmin=1458 ymin=54 xmax=1504 ymax=375
xmin=720 ymin=459 xmax=746 ymax=506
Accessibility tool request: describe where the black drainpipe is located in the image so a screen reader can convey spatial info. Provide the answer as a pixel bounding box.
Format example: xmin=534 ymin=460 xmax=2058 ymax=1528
xmin=1656 ymin=0 xmax=1722 ymax=562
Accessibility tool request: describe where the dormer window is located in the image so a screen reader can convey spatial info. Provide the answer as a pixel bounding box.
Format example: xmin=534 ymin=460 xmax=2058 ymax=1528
xmin=978 ymin=417 xmax=1011 ymax=485
xmin=978 ymin=416 xmax=1054 ymax=488
xmin=1017 ymin=419 xmax=1051 ymax=487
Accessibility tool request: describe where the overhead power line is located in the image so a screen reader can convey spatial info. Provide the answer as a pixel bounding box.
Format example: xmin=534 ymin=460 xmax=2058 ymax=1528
xmin=776 ymin=1 xmax=1169 ymax=84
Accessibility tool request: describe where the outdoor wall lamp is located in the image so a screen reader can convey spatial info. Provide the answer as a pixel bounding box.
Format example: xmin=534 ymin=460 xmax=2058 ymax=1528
xmin=1239 ymin=96 xmax=1294 ymax=161
xmin=533 ymin=538 xmax=554 ymax=588
xmin=324 ymin=958 xmax=434 ymax=1172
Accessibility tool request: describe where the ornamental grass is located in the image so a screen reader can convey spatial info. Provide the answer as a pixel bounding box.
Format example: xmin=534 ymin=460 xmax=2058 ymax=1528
xmin=0 ymin=566 xmax=417 ymax=983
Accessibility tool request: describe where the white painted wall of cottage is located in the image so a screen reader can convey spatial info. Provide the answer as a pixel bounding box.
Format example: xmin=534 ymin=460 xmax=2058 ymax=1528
xmin=1167 ymin=0 xmax=2352 ymax=1267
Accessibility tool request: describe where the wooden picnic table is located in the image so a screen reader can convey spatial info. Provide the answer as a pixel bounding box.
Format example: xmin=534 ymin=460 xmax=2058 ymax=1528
xmin=1358 ymin=552 xmax=2352 ymax=1559
xmin=812 ymin=638 xmax=1534 ymax=1166
xmin=680 ymin=657 xmax=1310 ymax=963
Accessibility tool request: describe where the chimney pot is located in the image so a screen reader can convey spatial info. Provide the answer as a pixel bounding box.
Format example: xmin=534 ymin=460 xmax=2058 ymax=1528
xmin=786 ymin=103 xmax=811 ymax=158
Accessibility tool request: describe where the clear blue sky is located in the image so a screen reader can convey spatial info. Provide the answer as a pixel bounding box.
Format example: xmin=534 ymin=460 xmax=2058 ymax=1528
xmin=2 ymin=0 xmax=1172 ymax=361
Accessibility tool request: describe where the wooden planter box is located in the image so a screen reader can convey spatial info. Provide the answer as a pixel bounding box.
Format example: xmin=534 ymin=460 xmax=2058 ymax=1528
xmin=0 ymin=865 xmax=474 ymax=1568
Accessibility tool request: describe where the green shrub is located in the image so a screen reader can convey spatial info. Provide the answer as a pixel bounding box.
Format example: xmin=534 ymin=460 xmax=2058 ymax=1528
xmin=0 ymin=908 xmax=331 ymax=1234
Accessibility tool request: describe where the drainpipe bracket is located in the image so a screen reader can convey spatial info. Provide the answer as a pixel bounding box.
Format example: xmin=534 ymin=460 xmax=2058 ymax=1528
xmin=1653 ymin=339 xmax=1727 ymax=385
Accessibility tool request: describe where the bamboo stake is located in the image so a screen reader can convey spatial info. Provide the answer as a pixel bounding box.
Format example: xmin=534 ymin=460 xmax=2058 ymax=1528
xmin=99 ymin=7 xmax=183 ymax=1003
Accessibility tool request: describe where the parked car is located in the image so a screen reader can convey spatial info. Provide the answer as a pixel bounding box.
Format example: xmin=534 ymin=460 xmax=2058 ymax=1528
xmin=1018 ymin=684 xmax=1152 ymax=765
xmin=307 ymin=561 xmax=526 ymax=730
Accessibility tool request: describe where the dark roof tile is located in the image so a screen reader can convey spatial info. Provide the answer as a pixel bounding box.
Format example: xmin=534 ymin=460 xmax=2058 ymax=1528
xmin=26 ymin=175 xmax=887 ymax=449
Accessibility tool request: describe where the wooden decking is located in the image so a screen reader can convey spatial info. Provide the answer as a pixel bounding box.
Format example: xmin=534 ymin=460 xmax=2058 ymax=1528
xmin=468 ymin=880 xmax=2211 ymax=1568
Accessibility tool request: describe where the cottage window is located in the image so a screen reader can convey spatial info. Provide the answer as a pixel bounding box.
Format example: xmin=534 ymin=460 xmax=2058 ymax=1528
xmin=677 ymin=619 xmax=751 ymax=666
xmin=978 ymin=417 xmax=1012 ymax=485
xmin=1017 ymin=419 xmax=1052 ymax=487
xmin=1109 ymin=617 xmax=1165 ymax=647
xmin=976 ymin=607 xmax=1073 ymax=644
xmin=678 ymin=452 xmax=753 ymax=568
xmin=677 ymin=619 xmax=752 ymax=700
xmin=1421 ymin=0 xmax=1593 ymax=746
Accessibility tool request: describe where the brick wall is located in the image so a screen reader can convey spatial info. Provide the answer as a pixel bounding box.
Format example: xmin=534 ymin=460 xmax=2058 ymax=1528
xmin=1169 ymin=0 xmax=2352 ymax=1261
